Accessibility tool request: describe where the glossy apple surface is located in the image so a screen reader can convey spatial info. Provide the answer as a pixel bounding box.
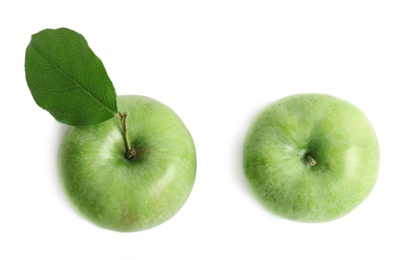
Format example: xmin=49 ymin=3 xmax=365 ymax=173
xmin=243 ymin=94 xmax=379 ymax=222
xmin=58 ymin=95 xmax=196 ymax=232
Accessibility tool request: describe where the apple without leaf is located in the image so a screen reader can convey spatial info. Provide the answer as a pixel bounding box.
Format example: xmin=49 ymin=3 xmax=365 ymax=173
xmin=58 ymin=95 xmax=196 ymax=232
xmin=243 ymin=94 xmax=379 ymax=222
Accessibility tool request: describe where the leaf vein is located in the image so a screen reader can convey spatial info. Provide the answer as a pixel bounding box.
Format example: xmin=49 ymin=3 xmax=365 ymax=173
xmin=48 ymin=98 xmax=96 ymax=113
xmin=27 ymin=80 xmax=79 ymax=92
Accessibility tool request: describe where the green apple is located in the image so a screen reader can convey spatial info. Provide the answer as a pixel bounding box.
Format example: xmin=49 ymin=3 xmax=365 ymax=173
xmin=58 ymin=95 xmax=196 ymax=232
xmin=243 ymin=94 xmax=379 ymax=222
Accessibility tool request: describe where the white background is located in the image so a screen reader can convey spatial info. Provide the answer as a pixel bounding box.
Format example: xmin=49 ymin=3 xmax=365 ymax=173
xmin=1 ymin=1 xmax=409 ymax=259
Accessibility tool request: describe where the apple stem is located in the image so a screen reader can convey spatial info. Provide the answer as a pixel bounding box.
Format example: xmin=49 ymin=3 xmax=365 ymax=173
xmin=305 ymin=154 xmax=317 ymax=167
xmin=118 ymin=112 xmax=136 ymax=159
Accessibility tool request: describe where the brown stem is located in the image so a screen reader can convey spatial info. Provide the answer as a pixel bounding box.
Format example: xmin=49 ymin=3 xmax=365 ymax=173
xmin=118 ymin=112 xmax=136 ymax=159
xmin=305 ymin=154 xmax=317 ymax=167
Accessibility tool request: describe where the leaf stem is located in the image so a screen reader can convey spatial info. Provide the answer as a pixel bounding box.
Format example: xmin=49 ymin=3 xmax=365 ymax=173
xmin=118 ymin=112 xmax=136 ymax=159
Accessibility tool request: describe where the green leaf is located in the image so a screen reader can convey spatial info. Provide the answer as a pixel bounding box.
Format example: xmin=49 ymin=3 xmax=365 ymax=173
xmin=25 ymin=28 xmax=118 ymax=126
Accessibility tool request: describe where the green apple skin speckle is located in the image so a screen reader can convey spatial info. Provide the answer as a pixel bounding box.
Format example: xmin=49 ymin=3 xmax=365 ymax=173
xmin=243 ymin=94 xmax=379 ymax=222
xmin=58 ymin=95 xmax=196 ymax=232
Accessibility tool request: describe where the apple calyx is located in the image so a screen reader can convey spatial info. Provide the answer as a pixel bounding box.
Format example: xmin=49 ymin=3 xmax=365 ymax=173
xmin=304 ymin=153 xmax=317 ymax=167
xmin=117 ymin=112 xmax=137 ymax=160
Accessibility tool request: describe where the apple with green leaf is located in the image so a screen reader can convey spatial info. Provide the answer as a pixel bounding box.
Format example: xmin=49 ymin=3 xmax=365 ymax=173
xmin=243 ymin=94 xmax=379 ymax=222
xmin=25 ymin=28 xmax=196 ymax=231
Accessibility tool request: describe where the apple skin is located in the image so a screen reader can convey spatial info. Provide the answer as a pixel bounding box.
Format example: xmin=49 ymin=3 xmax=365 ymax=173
xmin=243 ymin=94 xmax=379 ymax=222
xmin=58 ymin=95 xmax=196 ymax=232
